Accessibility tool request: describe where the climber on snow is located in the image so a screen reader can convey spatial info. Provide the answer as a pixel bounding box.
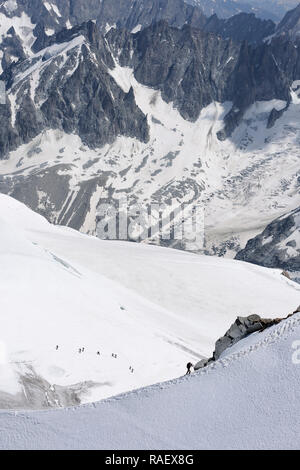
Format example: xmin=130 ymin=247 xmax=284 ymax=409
xmin=186 ymin=362 xmax=194 ymax=375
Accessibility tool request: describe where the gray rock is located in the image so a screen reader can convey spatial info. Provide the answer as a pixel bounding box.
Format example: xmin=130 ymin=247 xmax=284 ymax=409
xmin=108 ymin=20 xmax=292 ymax=139
xmin=194 ymin=312 xmax=289 ymax=370
xmin=267 ymin=105 xmax=288 ymax=129
xmin=276 ymin=3 xmax=300 ymax=39
xmin=204 ymin=13 xmax=275 ymax=45
xmin=0 ymin=0 xmax=277 ymax=77
xmin=0 ymin=363 xmax=106 ymax=410
xmin=236 ymin=207 xmax=300 ymax=272
xmin=0 ymin=21 xmax=150 ymax=159
xmin=187 ymin=0 xmax=286 ymax=23
xmin=0 ymin=3 xmax=298 ymax=251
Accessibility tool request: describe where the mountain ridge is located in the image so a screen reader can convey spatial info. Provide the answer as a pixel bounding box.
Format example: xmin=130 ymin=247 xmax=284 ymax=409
xmin=0 ymin=0 xmax=276 ymax=75
xmin=276 ymin=3 xmax=300 ymax=38
xmin=0 ymin=1 xmax=299 ymax=265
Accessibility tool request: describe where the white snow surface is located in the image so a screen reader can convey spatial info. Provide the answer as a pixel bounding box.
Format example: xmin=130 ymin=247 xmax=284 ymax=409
xmin=0 ymin=10 xmax=35 ymax=57
xmin=1 ymin=311 xmax=300 ymax=449
xmin=0 ymin=194 xmax=299 ymax=408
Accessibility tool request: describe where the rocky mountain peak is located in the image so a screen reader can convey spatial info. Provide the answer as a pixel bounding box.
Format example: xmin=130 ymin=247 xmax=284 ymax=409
xmin=0 ymin=1 xmax=299 ymax=260
xmin=236 ymin=207 xmax=300 ymax=273
xmin=276 ymin=3 xmax=300 ymax=38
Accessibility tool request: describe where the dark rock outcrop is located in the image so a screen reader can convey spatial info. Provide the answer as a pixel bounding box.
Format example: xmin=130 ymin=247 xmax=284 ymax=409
xmin=1 ymin=0 xmax=276 ymax=42
xmin=0 ymin=21 xmax=150 ymax=159
xmin=187 ymin=0 xmax=291 ymax=22
xmin=0 ymin=0 xmax=277 ymax=76
xmin=108 ymin=22 xmax=295 ymax=138
xmin=276 ymin=3 xmax=300 ymax=39
xmin=0 ymin=17 xmax=299 ymax=158
xmin=0 ymin=2 xmax=298 ymax=246
xmin=116 ymin=21 xmax=240 ymax=122
xmin=219 ymin=38 xmax=292 ymax=139
xmin=267 ymin=105 xmax=288 ymax=128
xmin=204 ymin=12 xmax=275 ymax=45
xmin=236 ymin=207 xmax=300 ymax=272
xmin=195 ymin=308 xmax=300 ymax=370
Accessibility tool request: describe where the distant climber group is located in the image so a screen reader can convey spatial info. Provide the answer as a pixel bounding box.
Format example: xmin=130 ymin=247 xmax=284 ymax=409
xmin=54 ymin=345 xmax=135 ymax=374
xmin=55 ymin=346 xmax=193 ymax=378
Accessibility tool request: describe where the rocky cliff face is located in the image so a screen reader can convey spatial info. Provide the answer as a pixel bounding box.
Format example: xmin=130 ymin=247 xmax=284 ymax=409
xmin=0 ymin=19 xmax=291 ymax=160
xmin=108 ymin=22 xmax=240 ymax=122
xmin=188 ymin=0 xmax=283 ymax=22
xmin=0 ymin=22 xmax=150 ymax=159
xmin=0 ymin=1 xmax=299 ymax=260
xmin=109 ymin=23 xmax=300 ymax=138
xmin=204 ymin=12 xmax=275 ymax=44
xmin=195 ymin=307 xmax=300 ymax=370
xmin=276 ymin=3 xmax=300 ymax=39
xmin=236 ymin=207 xmax=300 ymax=272
xmin=0 ymin=0 xmax=275 ymax=75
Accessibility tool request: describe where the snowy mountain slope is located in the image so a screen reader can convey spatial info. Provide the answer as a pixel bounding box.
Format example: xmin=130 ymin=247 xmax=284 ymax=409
xmin=1 ymin=46 xmax=299 ymax=256
xmin=0 ymin=194 xmax=210 ymax=409
xmin=0 ymin=194 xmax=299 ymax=410
xmin=1 ymin=310 xmax=300 ymax=449
xmin=0 ymin=9 xmax=298 ymax=262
